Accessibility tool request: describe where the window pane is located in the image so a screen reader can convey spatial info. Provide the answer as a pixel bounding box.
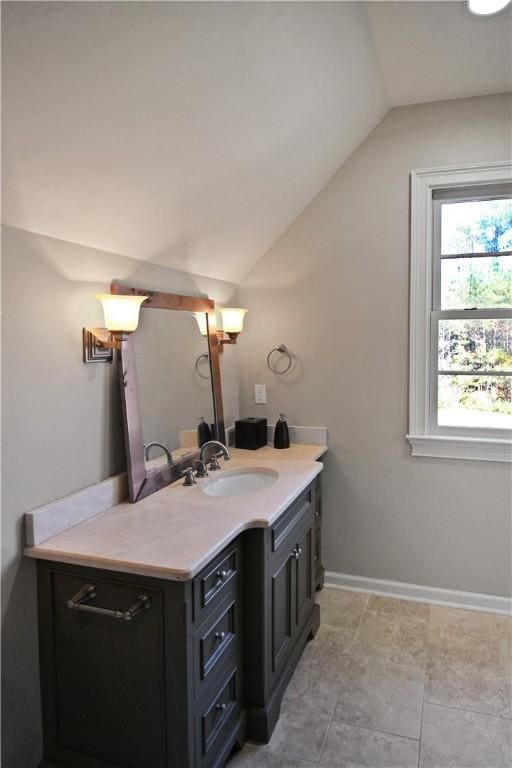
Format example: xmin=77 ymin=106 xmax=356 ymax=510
xmin=438 ymin=318 xmax=512 ymax=372
xmin=441 ymin=198 xmax=512 ymax=255
xmin=438 ymin=375 xmax=512 ymax=429
xmin=441 ymin=255 xmax=512 ymax=309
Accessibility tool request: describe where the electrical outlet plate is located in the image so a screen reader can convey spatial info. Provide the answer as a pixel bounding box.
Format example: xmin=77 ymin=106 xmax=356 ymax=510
xmin=254 ymin=384 xmax=267 ymax=404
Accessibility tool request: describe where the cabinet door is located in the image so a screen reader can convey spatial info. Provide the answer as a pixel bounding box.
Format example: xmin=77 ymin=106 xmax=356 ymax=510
xmin=294 ymin=523 xmax=314 ymax=632
xmin=270 ymin=550 xmax=294 ymax=678
xmin=51 ymin=572 xmax=165 ymax=768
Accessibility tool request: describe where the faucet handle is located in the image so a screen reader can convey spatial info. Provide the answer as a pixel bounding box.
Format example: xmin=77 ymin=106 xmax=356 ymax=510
xmin=208 ymin=456 xmax=222 ymax=471
xmin=181 ymin=467 xmax=197 ymax=486
xmin=195 ymin=460 xmax=208 ymax=478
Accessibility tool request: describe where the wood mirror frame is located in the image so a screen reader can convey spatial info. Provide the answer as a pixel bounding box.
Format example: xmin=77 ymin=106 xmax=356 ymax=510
xmin=112 ymin=283 xmax=225 ymax=502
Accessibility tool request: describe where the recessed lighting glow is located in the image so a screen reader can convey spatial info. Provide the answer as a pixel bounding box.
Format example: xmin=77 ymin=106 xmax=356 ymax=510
xmin=467 ymin=0 xmax=511 ymax=16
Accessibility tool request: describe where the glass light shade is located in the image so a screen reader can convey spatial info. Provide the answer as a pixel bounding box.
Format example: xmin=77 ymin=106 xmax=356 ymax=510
xmin=467 ymin=0 xmax=510 ymax=14
xmin=194 ymin=312 xmax=209 ymax=336
xmin=218 ymin=308 xmax=247 ymax=335
xmin=95 ymin=294 xmax=148 ymax=332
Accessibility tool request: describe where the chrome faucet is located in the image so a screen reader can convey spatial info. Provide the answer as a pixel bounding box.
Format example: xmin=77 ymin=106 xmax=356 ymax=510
xmin=144 ymin=442 xmax=173 ymax=464
xmin=199 ymin=440 xmax=231 ymax=471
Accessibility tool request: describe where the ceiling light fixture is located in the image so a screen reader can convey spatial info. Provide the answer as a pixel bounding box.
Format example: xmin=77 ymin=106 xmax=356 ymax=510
xmin=467 ymin=0 xmax=511 ymax=16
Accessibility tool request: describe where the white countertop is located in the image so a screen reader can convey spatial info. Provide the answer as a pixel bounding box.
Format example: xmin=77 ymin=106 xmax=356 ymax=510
xmin=25 ymin=444 xmax=326 ymax=581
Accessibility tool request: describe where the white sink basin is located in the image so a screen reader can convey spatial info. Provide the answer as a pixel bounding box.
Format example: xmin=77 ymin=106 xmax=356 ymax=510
xmin=202 ymin=467 xmax=279 ymax=497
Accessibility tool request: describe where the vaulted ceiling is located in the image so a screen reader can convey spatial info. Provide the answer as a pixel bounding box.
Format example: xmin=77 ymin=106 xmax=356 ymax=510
xmin=366 ymin=1 xmax=512 ymax=105
xmin=2 ymin=1 xmax=510 ymax=284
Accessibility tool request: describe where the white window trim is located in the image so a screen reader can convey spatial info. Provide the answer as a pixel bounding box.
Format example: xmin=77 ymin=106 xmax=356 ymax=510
xmin=407 ymin=161 xmax=512 ymax=463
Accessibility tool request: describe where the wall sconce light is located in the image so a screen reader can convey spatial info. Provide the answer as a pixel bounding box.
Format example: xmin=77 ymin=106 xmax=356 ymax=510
xmin=193 ymin=311 xmax=209 ymax=338
xmin=193 ymin=308 xmax=247 ymax=351
xmin=83 ymin=293 xmax=148 ymax=363
xmin=218 ymin=308 xmax=247 ymax=341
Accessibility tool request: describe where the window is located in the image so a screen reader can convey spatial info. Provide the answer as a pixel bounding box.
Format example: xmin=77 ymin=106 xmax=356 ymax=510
xmin=408 ymin=162 xmax=512 ymax=462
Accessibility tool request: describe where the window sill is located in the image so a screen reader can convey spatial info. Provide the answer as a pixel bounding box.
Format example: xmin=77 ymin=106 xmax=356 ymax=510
xmin=406 ymin=434 xmax=512 ymax=463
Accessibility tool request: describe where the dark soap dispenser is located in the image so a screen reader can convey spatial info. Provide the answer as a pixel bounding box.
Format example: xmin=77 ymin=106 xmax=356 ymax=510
xmin=274 ymin=413 xmax=290 ymax=449
xmin=197 ymin=416 xmax=212 ymax=448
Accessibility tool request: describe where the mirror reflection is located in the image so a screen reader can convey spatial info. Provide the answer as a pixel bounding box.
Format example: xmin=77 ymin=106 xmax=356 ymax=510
xmin=133 ymin=308 xmax=214 ymax=472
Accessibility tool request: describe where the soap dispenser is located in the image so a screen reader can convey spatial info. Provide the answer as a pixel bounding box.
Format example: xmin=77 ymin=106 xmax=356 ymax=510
xmin=274 ymin=414 xmax=290 ymax=449
xmin=197 ymin=416 xmax=212 ymax=448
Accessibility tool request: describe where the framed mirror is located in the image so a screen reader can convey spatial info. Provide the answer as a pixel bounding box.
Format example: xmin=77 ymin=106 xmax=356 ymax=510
xmin=113 ymin=284 xmax=225 ymax=502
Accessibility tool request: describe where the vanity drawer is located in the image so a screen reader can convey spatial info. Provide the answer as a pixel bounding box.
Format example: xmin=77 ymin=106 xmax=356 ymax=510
xmin=193 ymin=541 xmax=240 ymax=623
xmin=195 ymin=662 xmax=243 ymax=766
xmin=271 ymin=485 xmax=313 ymax=552
xmin=193 ymin=595 xmax=240 ymax=696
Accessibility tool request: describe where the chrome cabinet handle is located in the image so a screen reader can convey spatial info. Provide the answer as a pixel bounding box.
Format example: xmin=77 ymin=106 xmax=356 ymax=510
xmin=214 ymin=631 xmax=226 ymax=642
xmin=216 ymin=569 xmax=228 ymax=581
xmin=215 ymin=702 xmax=227 ymax=712
xmin=291 ymin=546 xmax=303 ymax=560
xmin=67 ymin=584 xmax=151 ymax=621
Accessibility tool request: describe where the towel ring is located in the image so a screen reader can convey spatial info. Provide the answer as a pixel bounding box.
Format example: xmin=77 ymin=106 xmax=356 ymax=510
xmin=195 ymin=353 xmax=211 ymax=380
xmin=267 ymin=344 xmax=293 ymax=375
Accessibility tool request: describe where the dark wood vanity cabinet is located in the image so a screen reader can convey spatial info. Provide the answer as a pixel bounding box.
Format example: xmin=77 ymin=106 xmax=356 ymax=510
xmin=37 ymin=541 xmax=245 ymax=768
xmin=36 ymin=477 xmax=322 ymax=768
xmin=242 ymin=482 xmax=320 ymax=742
xmin=314 ymin=471 xmax=325 ymax=590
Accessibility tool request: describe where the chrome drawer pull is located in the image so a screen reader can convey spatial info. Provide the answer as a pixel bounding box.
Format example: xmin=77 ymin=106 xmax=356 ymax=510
xmin=67 ymin=584 xmax=151 ymax=621
xmin=215 ymin=569 xmax=228 ymax=581
xmin=214 ymin=631 xmax=226 ymax=642
xmin=215 ymin=702 xmax=227 ymax=712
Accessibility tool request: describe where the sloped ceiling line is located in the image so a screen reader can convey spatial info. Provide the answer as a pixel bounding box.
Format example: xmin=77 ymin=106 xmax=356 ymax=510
xmin=2 ymin=2 xmax=509 ymax=284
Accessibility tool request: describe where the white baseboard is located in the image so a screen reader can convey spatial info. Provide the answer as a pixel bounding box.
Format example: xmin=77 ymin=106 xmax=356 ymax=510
xmin=325 ymin=571 xmax=512 ymax=616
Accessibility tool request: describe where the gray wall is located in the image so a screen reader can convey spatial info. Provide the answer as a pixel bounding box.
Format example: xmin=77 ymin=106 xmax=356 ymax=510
xmin=1 ymin=225 xmax=238 ymax=767
xmin=238 ymin=93 xmax=512 ymax=598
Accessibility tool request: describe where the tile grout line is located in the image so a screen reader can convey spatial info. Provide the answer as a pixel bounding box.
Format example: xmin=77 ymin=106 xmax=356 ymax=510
xmin=417 ymin=605 xmax=433 ymax=768
xmin=493 ymin=612 xmax=512 ymax=720
xmin=346 ymin=593 xmax=370 ymax=652
xmin=315 ymin=592 xmax=369 ymax=767
xmin=316 ymin=692 xmax=339 ymax=767
xmin=422 ymin=699 xmax=512 ymax=721
xmin=329 ymin=713 xmax=421 ymax=745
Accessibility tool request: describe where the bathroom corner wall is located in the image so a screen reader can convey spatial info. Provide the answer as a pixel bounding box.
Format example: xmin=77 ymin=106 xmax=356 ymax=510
xmin=1 ymin=225 xmax=239 ymax=767
xmin=237 ymin=93 xmax=512 ymax=599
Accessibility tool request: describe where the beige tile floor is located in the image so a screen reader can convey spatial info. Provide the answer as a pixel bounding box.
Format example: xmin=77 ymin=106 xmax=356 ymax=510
xmin=228 ymin=588 xmax=512 ymax=768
